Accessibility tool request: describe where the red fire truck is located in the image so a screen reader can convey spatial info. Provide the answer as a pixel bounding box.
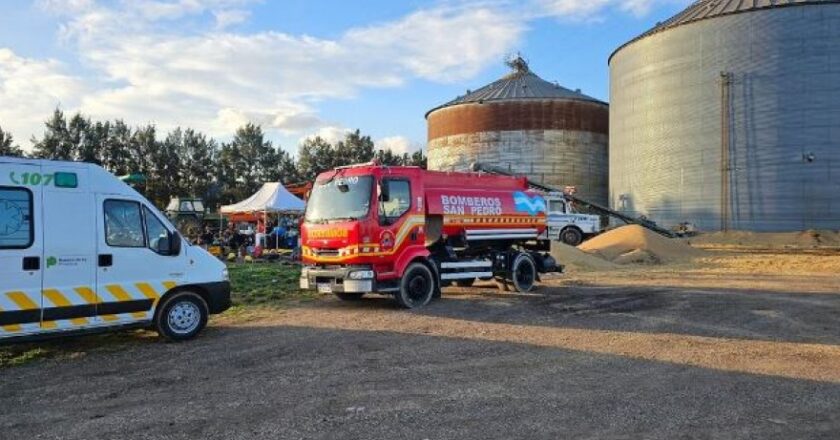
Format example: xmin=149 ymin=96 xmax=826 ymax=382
xmin=299 ymin=162 xmax=561 ymax=308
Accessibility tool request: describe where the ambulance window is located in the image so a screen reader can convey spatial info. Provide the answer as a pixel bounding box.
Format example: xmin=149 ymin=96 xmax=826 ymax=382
xmin=0 ymin=187 xmax=33 ymax=249
xmin=144 ymin=207 xmax=169 ymax=253
xmin=380 ymin=179 xmax=411 ymax=220
xmin=104 ymin=200 xmax=146 ymax=247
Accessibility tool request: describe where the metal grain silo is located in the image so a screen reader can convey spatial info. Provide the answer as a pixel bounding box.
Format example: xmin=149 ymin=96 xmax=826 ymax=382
xmin=610 ymin=0 xmax=840 ymax=232
xmin=426 ymin=57 xmax=609 ymax=205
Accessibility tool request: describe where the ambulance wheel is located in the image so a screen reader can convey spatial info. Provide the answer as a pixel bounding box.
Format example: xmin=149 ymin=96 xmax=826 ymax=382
xmin=453 ymin=278 xmax=475 ymax=287
xmin=155 ymin=291 xmax=209 ymax=341
xmin=560 ymin=227 xmax=584 ymax=246
xmin=511 ymin=253 xmax=537 ymax=293
xmin=335 ymin=292 xmax=365 ymax=301
xmin=395 ymin=262 xmax=435 ymax=309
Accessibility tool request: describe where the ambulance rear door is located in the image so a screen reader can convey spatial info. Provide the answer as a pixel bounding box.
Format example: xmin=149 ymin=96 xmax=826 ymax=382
xmin=0 ymin=160 xmax=44 ymax=337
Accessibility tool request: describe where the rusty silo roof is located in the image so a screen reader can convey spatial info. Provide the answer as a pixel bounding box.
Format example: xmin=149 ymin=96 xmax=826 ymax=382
xmin=425 ymin=57 xmax=605 ymax=118
xmin=610 ymin=0 xmax=840 ymax=63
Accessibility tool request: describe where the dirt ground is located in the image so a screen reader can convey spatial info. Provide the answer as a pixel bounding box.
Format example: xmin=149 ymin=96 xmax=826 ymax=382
xmin=2 ymin=249 xmax=840 ymax=439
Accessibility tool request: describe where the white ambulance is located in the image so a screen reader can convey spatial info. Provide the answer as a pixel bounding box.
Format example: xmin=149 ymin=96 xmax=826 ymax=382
xmin=0 ymin=157 xmax=231 ymax=342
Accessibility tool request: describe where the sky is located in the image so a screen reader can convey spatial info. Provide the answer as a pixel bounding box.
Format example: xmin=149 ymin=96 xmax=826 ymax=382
xmin=0 ymin=0 xmax=692 ymax=156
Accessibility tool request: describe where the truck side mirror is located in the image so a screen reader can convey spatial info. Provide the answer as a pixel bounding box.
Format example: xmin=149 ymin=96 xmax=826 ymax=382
xmin=378 ymin=181 xmax=390 ymax=202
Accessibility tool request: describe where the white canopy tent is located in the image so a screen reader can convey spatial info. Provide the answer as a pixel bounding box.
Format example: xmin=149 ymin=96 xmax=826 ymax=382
xmin=220 ymin=182 xmax=306 ymax=215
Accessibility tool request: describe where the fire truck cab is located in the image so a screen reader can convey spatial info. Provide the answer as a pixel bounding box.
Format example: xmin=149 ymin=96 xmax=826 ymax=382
xmin=299 ymin=163 xmax=561 ymax=308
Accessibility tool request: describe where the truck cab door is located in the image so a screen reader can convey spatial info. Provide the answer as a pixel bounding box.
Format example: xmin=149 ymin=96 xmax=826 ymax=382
xmin=95 ymin=195 xmax=184 ymax=324
xmin=0 ymin=162 xmax=43 ymax=337
xmin=376 ymin=177 xmax=424 ymax=274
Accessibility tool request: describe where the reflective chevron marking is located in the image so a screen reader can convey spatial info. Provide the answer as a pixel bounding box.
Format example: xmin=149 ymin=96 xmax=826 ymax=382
xmin=0 ymin=281 xmax=178 ymax=335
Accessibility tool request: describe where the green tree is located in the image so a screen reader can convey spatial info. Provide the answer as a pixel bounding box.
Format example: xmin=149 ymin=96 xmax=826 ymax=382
xmin=104 ymin=120 xmax=133 ymax=174
xmin=0 ymin=126 xmax=24 ymax=157
xmin=277 ymin=148 xmax=301 ymax=185
xmin=408 ymin=149 xmax=427 ymax=168
xmin=179 ymin=128 xmax=216 ymax=201
xmin=32 ymin=109 xmax=73 ymax=159
xmin=218 ymin=123 xmax=287 ymax=203
xmin=216 ymin=142 xmax=241 ymax=205
xmin=336 ymin=129 xmax=375 ymax=164
xmin=297 ymin=135 xmax=337 ymax=181
xmin=154 ymin=128 xmax=187 ymax=206
xmin=374 ymin=148 xmax=403 ymax=166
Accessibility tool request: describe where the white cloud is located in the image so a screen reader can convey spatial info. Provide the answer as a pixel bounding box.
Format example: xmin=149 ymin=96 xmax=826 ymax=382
xmin=300 ymin=126 xmax=351 ymax=146
xmin=37 ymin=0 xmax=524 ymax=142
xmin=0 ymin=49 xmax=89 ymax=148
xmin=533 ymin=0 xmax=682 ymax=20
xmin=213 ymin=8 xmax=250 ymax=29
xmin=5 ymin=0 xmax=679 ymax=147
xmin=536 ymin=0 xmax=612 ymax=19
xmin=376 ymin=136 xmax=418 ymax=155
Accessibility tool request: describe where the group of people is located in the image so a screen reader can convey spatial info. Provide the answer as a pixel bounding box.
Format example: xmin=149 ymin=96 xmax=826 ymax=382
xmin=192 ymin=214 xmax=301 ymax=258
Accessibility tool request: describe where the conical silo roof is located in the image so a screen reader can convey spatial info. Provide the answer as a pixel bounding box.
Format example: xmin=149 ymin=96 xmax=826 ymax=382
xmin=425 ymin=57 xmax=604 ymax=118
xmin=611 ymin=0 xmax=837 ymax=63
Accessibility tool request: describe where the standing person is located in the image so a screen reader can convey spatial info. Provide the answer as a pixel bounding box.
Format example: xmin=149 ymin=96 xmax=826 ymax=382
xmin=201 ymin=226 xmax=214 ymax=249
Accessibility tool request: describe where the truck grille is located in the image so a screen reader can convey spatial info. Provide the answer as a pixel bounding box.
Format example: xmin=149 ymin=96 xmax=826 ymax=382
xmin=312 ymin=248 xmax=340 ymax=257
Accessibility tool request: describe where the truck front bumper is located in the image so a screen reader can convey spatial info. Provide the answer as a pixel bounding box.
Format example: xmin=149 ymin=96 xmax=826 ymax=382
xmin=299 ymin=266 xmax=374 ymax=294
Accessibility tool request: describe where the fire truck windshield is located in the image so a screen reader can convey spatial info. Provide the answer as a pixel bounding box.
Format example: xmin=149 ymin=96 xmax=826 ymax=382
xmin=305 ymin=175 xmax=373 ymax=223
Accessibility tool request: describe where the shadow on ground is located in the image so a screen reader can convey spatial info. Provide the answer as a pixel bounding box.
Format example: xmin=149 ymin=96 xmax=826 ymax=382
xmin=1 ymin=323 xmax=839 ymax=440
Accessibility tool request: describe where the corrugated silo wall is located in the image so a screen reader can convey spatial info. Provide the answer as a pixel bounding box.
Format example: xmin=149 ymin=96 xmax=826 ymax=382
xmin=610 ymin=4 xmax=840 ymax=232
xmin=427 ymin=100 xmax=609 ymax=206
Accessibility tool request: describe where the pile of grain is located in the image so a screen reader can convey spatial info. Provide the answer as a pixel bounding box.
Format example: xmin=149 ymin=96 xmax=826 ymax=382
xmin=550 ymin=241 xmax=617 ymax=271
xmin=689 ymin=230 xmax=840 ymax=249
xmin=578 ymin=225 xmax=704 ymax=264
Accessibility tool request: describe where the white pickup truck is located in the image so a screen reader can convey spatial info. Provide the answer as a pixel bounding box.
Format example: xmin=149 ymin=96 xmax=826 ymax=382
xmin=540 ymin=193 xmax=601 ymax=246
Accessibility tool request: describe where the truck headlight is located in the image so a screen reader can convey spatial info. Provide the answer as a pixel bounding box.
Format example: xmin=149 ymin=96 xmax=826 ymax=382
xmin=222 ymin=268 xmax=229 ymax=281
xmin=348 ymin=270 xmax=374 ymax=280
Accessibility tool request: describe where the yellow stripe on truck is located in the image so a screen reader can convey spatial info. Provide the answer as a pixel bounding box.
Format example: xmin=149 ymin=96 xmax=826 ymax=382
xmin=106 ymin=285 xmax=147 ymax=319
xmin=43 ymin=289 xmax=88 ymax=326
xmin=0 ymin=305 xmax=22 ymax=333
xmin=6 ymin=291 xmax=38 ymax=310
xmin=74 ymin=286 xmax=118 ymax=322
xmin=135 ymin=283 xmax=161 ymax=309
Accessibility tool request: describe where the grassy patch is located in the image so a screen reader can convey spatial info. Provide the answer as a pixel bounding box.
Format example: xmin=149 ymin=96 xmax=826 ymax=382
xmin=0 ymin=347 xmax=50 ymax=367
xmin=228 ymin=262 xmax=317 ymax=306
xmin=0 ymin=330 xmax=157 ymax=369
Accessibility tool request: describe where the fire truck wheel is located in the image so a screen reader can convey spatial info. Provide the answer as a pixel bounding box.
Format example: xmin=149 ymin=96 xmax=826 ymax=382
xmin=560 ymin=227 xmax=584 ymax=246
xmin=395 ymin=262 xmax=436 ymax=309
xmin=155 ymin=291 xmax=209 ymax=342
xmin=453 ymin=278 xmax=476 ymax=288
xmin=511 ymin=253 xmax=537 ymax=293
xmin=334 ymin=292 xmax=366 ymax=301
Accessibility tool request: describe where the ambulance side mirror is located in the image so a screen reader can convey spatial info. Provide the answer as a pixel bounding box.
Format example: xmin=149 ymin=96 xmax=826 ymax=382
xmin=156 ymin=232 xmax=181 ymax=256
xmin=170 ymin=232 xmax=182 ymax=255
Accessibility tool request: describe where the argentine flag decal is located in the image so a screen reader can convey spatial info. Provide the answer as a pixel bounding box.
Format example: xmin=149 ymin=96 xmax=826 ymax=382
xmin=513 ymin=192 xmax=546 ymax=216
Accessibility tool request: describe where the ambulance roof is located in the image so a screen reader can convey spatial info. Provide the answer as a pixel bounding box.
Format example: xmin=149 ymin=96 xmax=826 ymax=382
xmin=0 ymin=156 xmax=141 ymax=198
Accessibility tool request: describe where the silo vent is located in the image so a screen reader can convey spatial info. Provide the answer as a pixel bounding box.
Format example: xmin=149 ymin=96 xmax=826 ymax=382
xmin=506 ymin=54 xmax=529 ymax=74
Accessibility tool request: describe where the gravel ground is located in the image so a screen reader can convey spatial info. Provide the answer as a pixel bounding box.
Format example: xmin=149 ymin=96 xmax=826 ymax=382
xmin=2 ymin=273 xmax=839 ymax=439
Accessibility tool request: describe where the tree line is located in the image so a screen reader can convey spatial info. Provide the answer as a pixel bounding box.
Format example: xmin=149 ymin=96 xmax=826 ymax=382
xmin=0 ymin=109 xmax=426 ymax=209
